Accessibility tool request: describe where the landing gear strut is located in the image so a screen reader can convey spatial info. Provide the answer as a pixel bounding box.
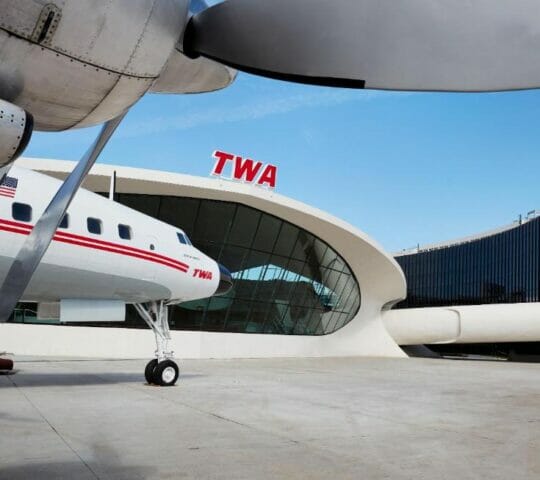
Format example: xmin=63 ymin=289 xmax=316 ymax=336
xmin=135 ymin=301 xmax=179 ymax=387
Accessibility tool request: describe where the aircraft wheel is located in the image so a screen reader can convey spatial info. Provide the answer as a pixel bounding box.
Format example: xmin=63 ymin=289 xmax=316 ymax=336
xmin=154 ymin=360 xmax=179 ymax=387
xmin=144 ymin=359 xmax=158 ymax=384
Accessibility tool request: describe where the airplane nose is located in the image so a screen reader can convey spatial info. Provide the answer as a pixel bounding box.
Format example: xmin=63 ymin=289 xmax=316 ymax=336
xmin=215 ymin=264 xmax=233 ymax=296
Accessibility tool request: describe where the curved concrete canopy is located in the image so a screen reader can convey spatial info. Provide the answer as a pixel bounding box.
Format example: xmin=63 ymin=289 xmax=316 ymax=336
xmin=3 ymin=157 xmax=407 ymax=359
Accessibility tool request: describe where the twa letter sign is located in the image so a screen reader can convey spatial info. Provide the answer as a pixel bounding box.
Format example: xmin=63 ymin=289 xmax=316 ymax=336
xmin=211 ymin=150 xmax=277 ymax=189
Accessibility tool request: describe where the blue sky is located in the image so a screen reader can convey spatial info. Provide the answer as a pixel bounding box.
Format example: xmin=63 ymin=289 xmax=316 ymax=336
xmin=25 ymin=73 xmax=540 ymax=253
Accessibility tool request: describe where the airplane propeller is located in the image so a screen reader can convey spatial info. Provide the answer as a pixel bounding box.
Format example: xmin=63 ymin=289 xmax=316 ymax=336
xmin=183 ymin=0 xmax=540 ymax=92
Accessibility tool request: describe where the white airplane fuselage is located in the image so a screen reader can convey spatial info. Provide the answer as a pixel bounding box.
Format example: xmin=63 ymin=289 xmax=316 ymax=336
xmin=0 ymin=166 xmax=223 ymax=305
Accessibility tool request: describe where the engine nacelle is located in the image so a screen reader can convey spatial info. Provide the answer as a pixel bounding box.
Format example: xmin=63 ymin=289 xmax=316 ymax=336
xmin=0 ymin=99 xmax=33 ymax=169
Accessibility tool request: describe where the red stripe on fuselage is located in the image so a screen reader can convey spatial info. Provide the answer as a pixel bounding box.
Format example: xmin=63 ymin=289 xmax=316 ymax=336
xmin=53 ymin=236 xmax=189 ymax=273
xmin=0 ymin=218 xmax=189 ymax=268
xmin=0 ymin=225 xmax=32 ymax=236
xmin=53 ymin=230 xmax=189 ymax=270
xmin=0 ymin=218 xmax=190 ymax=273
xmin=0 ymin=218 xmax=34 ymax=230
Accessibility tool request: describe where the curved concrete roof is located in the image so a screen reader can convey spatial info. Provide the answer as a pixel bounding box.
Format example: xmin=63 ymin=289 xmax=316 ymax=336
xmin=9 ymin=157 xmax=407 ymax=358
xmin=395 ymin=215 xmax=537 ymax=257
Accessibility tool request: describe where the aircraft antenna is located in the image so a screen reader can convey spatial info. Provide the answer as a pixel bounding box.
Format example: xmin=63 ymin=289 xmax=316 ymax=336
xmin=109 ymin=170 xmax=117 ymax=201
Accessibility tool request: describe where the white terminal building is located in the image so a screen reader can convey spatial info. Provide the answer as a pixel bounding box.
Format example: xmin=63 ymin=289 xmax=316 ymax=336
xmin=3 ymin=158 xmax=540 ymax=360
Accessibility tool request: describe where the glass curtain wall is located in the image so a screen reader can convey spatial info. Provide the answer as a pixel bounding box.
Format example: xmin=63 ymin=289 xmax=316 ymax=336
xmin=395 ymin=217 xmax=540 ymax=308
xmin=113 ymin=194 xmax=361 ymax=335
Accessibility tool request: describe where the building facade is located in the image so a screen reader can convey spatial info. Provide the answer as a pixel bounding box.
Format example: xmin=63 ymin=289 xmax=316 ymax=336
xmin=395 ymin=216 xmax=540 ymax=309
xmin=0 ymin=158 xmax=407 ymax=359
xmin=7 ymin=160 xmax=540 ymax=360
xmin=105 ymin=193 xmax=361 ymax=337
xmin=390 ymin=216 xmax=540 ymax=357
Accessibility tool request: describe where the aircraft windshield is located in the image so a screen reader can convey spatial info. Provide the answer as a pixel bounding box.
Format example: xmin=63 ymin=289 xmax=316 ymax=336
xmin=177 ymin=232 xmax=192 ymax=246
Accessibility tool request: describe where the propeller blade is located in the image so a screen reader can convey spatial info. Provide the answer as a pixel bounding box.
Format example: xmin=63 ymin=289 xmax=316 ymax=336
xmin=183 ymin=0 xmax=540 ymax=92
xmin=0 ymin=114 xmax=126 ymax=323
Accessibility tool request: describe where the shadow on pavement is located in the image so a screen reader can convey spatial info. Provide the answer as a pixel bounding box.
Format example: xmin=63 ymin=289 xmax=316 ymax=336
xmin=0 ymin=460 xmax=156 ymax=480
xmin=0 ymin=371 xmax=205 ymax=387
xmin=0 ymin=440 xmax=165 ymax=480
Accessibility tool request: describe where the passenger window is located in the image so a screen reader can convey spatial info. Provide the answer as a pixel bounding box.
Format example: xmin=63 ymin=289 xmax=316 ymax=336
xmin=12 ymin=203 xmax=32 ymax=222
xmin=118 ymin=224 xmax=132 ymax=240
xmin=59 ymin=214 xmax=69 ymax=229
xmin=87 ymin=217 xmax=102 ymax=235
xmin=177 ymin=232 xmax=187 ymax=245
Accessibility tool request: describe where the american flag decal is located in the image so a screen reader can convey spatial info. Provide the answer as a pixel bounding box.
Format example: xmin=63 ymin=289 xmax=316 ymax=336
xmin=0 ymin=176 xmax=18 ymax=198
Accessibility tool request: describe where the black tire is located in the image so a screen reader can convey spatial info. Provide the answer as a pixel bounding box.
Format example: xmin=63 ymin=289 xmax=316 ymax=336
xmin=154 ymin=360 xmax=179 ymax=387
xmin=144 ymin=359 xmax=158 ymax=384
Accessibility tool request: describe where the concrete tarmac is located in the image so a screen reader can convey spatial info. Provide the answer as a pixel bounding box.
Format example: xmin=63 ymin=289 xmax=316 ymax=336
xmin=1 ymin=356 xmax=539 ymax=480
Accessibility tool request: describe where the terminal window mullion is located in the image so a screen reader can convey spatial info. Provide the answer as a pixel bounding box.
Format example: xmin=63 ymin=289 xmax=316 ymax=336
xmin=258 ymin=221 xmax=287 ymax=333
xmin=216 ymin=204 xmax=239 ymax=263
xmin=220 ymin=246 xmax=251 ymax=331
xmin=239 ymin=213 xmax=270 ymax=330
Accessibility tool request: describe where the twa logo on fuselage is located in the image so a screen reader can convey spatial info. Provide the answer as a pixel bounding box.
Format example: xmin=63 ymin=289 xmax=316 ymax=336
xmin=211 ymin=150 xmax=277 ymax=189
xmin=193 ymin=269 xmax=213 ymax=280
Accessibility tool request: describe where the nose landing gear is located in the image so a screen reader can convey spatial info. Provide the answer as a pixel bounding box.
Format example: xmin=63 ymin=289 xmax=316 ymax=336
xmin=135 ymin=301 xmax=180 ymax=387
xmin=145 ymin=358 xmax=179 ymax=386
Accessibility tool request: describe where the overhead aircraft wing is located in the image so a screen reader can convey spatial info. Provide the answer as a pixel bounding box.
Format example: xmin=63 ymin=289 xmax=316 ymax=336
xmin=183 ymin=0 xmax=540 ymax=92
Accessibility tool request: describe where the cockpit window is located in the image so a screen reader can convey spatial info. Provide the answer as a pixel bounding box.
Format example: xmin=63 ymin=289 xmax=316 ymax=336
xmin=177 ymin=232 xmax=187 ymax=245
xmin=177 ymin=232 xmax=193 ymax=246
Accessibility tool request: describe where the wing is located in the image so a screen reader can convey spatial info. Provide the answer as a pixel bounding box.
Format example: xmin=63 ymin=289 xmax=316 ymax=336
xmin=183 ymin=0 xmax=540 ymax=92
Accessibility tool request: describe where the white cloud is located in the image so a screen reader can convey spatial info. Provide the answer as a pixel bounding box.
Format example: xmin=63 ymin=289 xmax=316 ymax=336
xmin=119 ymin=89 xmax=401 ymax=138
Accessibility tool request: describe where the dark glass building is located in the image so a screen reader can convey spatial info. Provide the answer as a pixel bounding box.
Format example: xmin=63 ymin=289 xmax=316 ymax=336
xmin=394 ymin=216 xmax=540 ymax=309
xmin=394 ymin=216 xmax=540 ymax=358
xmin=76 ymin=193 xmax=361 ymax=336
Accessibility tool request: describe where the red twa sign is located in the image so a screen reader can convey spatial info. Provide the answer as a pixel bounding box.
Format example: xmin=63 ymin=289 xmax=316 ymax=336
xmin=211 ymin=150 xmax=277 ymax=189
